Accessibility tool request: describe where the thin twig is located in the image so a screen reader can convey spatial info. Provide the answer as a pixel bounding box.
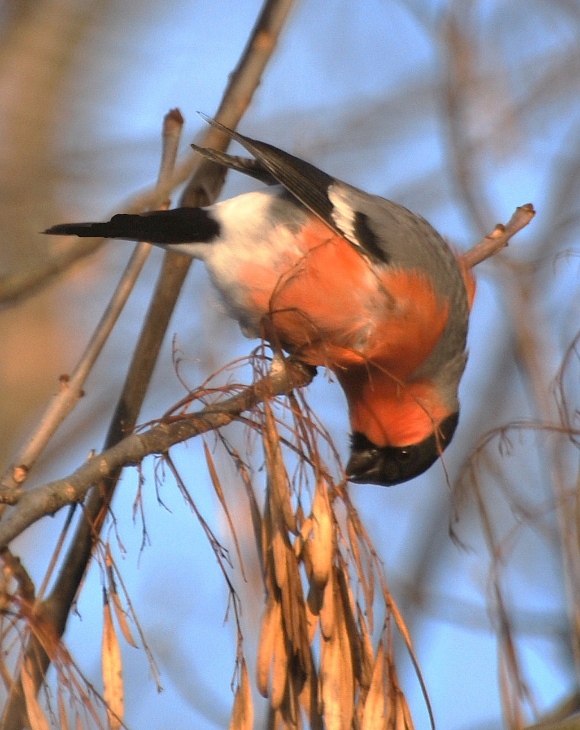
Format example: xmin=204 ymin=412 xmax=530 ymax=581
xmin=0 ymin=245 xmax=149 ymax=489
xmin=0 ymin=110 xmax=184 ymax=499
xmin=156 ymin=108 xmax=185 ymax=206
xmin=461 ymin=203 xmax=536 ymax=269
xmin=442 ymin=8 xmax=496 ymax=236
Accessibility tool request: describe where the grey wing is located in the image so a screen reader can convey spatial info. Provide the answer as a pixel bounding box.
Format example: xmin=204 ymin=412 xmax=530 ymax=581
xmin=199 ymin=116 xmax=403 ymax=264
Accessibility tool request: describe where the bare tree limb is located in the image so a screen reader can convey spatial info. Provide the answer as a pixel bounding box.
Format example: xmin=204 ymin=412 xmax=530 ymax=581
xmin=0 ymin=359 xmax=314 ymax=549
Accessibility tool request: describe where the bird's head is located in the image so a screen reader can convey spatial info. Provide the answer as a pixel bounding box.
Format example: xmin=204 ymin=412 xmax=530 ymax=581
xmin=346 ymin=411 xmax=459 ymax=486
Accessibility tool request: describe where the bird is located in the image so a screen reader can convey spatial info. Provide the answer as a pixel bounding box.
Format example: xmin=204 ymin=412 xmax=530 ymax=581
xmin=45 ymin=117 xmax=476 ymax=487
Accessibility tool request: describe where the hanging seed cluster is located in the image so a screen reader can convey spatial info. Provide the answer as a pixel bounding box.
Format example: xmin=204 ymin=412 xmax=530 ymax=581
xmin=229 ymin=399 xmax=421 ymax=730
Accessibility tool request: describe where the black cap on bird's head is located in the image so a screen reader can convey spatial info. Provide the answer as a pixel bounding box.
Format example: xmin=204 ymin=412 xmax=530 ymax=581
xmin=346 ymin=411 xmax=459 ymax=486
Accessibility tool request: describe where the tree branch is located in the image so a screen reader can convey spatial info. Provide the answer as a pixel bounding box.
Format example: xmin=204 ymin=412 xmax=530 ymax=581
xmin=461 ymin=203 xmax=536 ymax=269
xmin=0 ymin=360 xmax=314 ymax=549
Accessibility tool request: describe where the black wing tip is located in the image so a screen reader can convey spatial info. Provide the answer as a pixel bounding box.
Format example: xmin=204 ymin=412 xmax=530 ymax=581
xmin=196 ymin=113 xmax=273 ymax=161
xmin=190 ymin=142 xmax=278 ymax=186
xmin=197 ymin=113 xmax=243 ymax=143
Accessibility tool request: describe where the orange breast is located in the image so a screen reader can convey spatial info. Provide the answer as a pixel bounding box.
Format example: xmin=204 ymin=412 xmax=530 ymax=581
xmin=237 ymin=217 xmax=450 ymax=378
xmin=336 ymin=365 xmax=450 ymax=446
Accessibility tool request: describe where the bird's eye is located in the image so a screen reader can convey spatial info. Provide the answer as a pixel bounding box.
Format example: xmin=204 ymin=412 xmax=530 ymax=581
xmin=397 ymin=449 xmax=411 ymax=462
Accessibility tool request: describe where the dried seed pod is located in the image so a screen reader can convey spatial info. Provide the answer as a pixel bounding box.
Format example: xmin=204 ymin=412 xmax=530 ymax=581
xmin=310 ymin=480 xmax=334 ymax=590
xmin=256 ymin=597 xmax=280 ymax=698
xmin=229 ymin=659 xmax=254 ymax=730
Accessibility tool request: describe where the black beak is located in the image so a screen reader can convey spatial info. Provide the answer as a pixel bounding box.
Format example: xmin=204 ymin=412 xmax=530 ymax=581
xmin=346 ymin=412 xmax=459 ymax=486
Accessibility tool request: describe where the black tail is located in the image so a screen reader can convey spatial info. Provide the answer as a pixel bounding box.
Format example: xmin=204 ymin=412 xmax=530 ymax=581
xmin=44 ymin=207 xmax=220 ymax=245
